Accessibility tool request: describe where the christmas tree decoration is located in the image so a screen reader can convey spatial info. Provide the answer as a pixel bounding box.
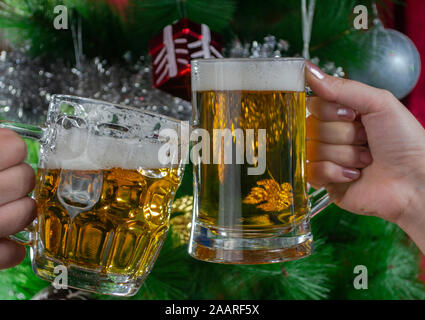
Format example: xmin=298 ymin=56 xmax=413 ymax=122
xmin=227 ymin=36 xmax=345 ymax=79
xmin=149 ymin=18 xmax=223 ymax=101
xmin=309 ymin=58 xmax=346 ymax=78
xmin=0 ymin=50 xmax=192 ymax=125
xmin=347 ymin=26 xmax=421 ymax=99
xmin=228 ymin=35 xmax=290 ymax=58
xmin=346 ymin=4 xmax=421 ymax=99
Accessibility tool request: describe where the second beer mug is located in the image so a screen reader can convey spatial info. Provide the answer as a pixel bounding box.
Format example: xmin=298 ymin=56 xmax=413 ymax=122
xmin=189 ymin=58 xmax=329 ymax=264
xmin=1 ymin=95 xmax=189 ymax=296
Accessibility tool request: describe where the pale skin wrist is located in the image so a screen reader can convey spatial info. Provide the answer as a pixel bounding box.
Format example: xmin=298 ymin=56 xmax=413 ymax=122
xmin=396 ymin=168 xmax=425 ymax=254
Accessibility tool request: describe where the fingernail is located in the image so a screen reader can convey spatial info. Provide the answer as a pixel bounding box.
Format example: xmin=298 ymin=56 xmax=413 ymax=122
xmin=359 ymin=151 xmax=373 ymax=165
xmin=337 ymin=108 xmax=356 ymax=121
xmin=306 ymin=61 xmax=325 ymax=80
xmin=357 ymin=127 xmax=367 ymax=142
xmin=342 ymin=168 xmax=360 ymax=180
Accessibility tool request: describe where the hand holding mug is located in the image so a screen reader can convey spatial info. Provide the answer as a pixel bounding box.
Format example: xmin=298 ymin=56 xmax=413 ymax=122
xmin=306 ymin=61 xmax=425 ymax=254
xmin=0 ymin=129 xmax=36 ymax=269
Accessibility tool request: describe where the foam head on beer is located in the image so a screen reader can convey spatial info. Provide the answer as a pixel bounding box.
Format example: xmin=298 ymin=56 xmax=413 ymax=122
xmin=191 ymin=58 xmax=305 ymax=92
xmin=42 ymin=108 xmax=187 ymax=170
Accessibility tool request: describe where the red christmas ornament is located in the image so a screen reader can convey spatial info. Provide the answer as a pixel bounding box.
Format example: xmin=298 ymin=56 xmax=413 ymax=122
xmin=149 ymin=18 xmax=223 ymax=101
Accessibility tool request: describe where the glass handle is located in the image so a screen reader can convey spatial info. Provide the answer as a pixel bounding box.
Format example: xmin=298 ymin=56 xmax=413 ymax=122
xmin=8 ymin=222 xmax=35 ymax=246
xmin=0 ymin=121 xmax=43 ymax=140
xmin=309 ymin=187 xmax=330 ymax=218
xmin=305 ymin=91 xmax=329 ymax=218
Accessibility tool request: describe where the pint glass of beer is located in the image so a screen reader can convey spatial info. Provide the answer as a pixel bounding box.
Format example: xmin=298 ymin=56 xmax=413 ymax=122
xmin=189 ymin=58 xmax=329 ymax=264
xmin=1 ymin=95 xmax=189 ymax=296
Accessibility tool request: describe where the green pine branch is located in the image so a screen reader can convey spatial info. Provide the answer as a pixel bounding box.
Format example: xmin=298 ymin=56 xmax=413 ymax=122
xmin=0 ymin=0 xmax=236 ymax=60
xmin=336 ymin=232 xmax=425 ymax=300
xmin=312 ymin=204 xmax=425 ymax=300
xmin=186 ymin=239 xmax=338 ymax=300
xmin=0 ymin=252 xmax=48 ymax=300
xmin=229 ymin=239 xmax=337 ymax=300
xmin=0 ymin=0 xmax=397 ymax=69
xmin=0 ymin=0 xmax=75 ymax=59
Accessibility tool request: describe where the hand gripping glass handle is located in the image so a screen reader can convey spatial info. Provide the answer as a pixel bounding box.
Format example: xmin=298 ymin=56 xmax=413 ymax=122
xmin=305 ymin=89 xmax=331 ymax=218
xmin=0 ymin=121 xmax=44 ymax=246
xmin=309 ymin=187 xmax=330 ymax=219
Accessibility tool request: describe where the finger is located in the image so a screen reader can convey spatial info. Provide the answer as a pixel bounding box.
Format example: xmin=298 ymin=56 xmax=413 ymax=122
xmin=307 ymin=140 xmax=373 ymax=168
xmin=0 ymin=129 xmax=27 ymax=171
xmin=307 ymin=116 xmax=367 ymax=145
xmin=0 ymin=197 xmax=37 ymax=238
xmin=0 ymin=238 xmax=26 ymax=270
xmin=307 ymin=97 xmax=357 ymax=122
xmin=0 ymin=163 xmax=35 ymax=206
xmin=307 ymin=161 xmax=360 ymax=188
xmin=306 ymin=61 xmax=391 ymax=115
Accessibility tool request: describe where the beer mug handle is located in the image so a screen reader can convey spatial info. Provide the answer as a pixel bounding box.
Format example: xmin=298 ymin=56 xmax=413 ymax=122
xmin=309 ymin=187 xmax=330 ymax=218
xmin=0 ymin=121 xmax=44 ymax=140
xmin=306 ymin=89 xmax=330 ymax=218
xmin=0 ymin=121 xmax=43 ymax=246
xmin=9 ymin=224 xmax=35 ymax=246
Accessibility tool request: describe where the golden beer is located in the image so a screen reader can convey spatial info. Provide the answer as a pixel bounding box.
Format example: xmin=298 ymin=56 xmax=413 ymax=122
xmin=189 ymin=58 xmax=315 ymax=264
xmin=196 ymin=90 xmax=308 ymax=230
xmin=34 ymin=167 xmax=181 ymax=276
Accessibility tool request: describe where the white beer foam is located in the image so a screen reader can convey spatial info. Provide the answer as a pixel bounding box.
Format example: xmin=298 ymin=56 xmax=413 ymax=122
xmin=192 ymin=58 xmax=305 ymax=92
xmin=42 ymin=127 xmax=174 ymax=170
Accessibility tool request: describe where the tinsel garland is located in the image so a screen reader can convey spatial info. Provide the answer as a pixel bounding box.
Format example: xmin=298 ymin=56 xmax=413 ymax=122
xmin=227 ymin=35 xmax=345 ymax=78
xmin=0 ymin=50 xmax=192 ymax=125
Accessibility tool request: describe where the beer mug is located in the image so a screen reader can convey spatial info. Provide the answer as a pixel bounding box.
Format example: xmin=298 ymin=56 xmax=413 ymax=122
xmin=0 ymin=95 xmax=189 ymax=296
xmin=189 ymin=58 xmax=329 ymax=264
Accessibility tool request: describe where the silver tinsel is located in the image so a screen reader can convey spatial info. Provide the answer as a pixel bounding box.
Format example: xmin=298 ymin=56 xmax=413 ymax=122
xmin=310 ymin=57 xmax=345 ymax=78
xmin=228 ymin=36 xmax=345 ymax=79
xmin=0 ymin=50 xmax=192 ymax=125
xmin=228 ymin=35 xmax=290 ymax=58
xmin=0 ymin=37 xmax=346 ymax=126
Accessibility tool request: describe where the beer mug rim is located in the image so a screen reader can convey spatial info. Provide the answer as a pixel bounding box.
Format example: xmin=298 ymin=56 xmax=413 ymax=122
xmin=191 ymin=57 xmax=305 ymax=93
xmin=50 ymin=94 xmax=184 ymax=125
xmin=192 ymin=57 xmax=305 ymax=64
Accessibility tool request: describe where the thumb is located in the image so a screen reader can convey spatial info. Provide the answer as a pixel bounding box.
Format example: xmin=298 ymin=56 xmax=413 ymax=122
xmin=305 ymin=61 xmax=388 ymax=115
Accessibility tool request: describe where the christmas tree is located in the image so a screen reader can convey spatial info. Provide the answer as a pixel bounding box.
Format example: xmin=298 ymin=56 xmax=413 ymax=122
xmin=0 ymin=0 xmax=424 ymax=300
